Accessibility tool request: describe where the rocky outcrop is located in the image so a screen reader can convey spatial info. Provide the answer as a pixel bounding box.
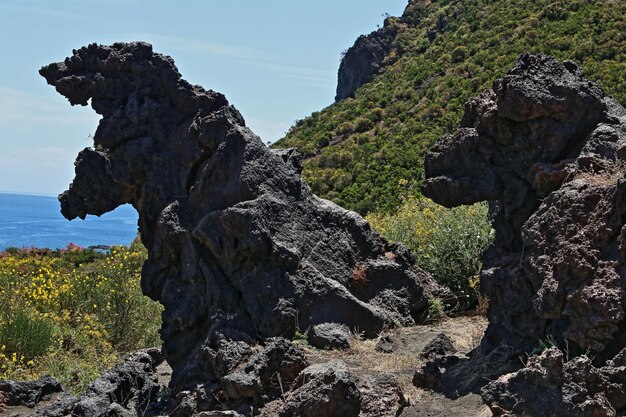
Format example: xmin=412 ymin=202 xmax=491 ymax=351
xmin=334 ymin=0 xmax=453 ymax=102
xmin=422 ymin=54 xmax=626 ymax=411
xmin=423 ymin=53 xmax=626 ymax=356
xmin=0 ymin=351 xmax=162 ymax=417
xmin=482 ymin=347 xmax=626 ymax=417
xmin=0 ymin=375 xmax=64 ymax=408
xmin=72 ymin=351 xmax=161 ymax=417
xmin=335 ymin=27 xmax=396 ymax=102
xmin=40 ymin=42 xmax=449 ymax=414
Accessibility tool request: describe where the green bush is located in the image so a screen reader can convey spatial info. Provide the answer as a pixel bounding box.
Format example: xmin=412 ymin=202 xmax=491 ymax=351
xmin=0 ymin=309 xmax=55 ymax=360
xmin=367 ymin=198 xmax=494 ymax=307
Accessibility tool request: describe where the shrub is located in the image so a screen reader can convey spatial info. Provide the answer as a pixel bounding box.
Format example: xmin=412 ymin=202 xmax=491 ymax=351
xmin=0 ymin=308 xmax=55 ymax=361
xmin=367 ymin=198 xmax=494 ymax=308
xmin=423 ymin=298 xmax=445 ymax=323
xmin=0 ymin=241 xmax=162 ymax=393
xmin=336 ymin=122 xmax=356 ymax=135
xmin=354 ymin=117 xmax=374 ymax=132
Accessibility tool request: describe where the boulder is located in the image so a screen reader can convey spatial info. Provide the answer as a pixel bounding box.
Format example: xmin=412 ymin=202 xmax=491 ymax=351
xmin=482 ymin=347 xmax=626 ymax=417
xmin=0 ymin=375 xmax=63 ymax=408
xmin=356 ymin=374 xmax=409 ymax=417
xmin=276 ymin=359 xmax=361 ymax=417
xmin=307 ymin=322 xmax=351 ymax=350
xmin=219 ymin=338 xmax=309 ymax=407
xmin=71 ymin=351 xmax=159 ymax=417
xmin=419 ymin=333 xmax=456 ymax=361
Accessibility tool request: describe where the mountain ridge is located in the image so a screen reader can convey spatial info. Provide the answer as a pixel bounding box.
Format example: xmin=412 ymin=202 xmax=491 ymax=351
xmin=274 ymin=0 xmax=626 ymax=214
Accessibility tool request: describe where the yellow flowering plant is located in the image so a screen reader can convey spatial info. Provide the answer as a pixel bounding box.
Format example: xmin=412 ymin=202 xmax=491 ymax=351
xmin=0 ymin=240 xmax=162 ymax=393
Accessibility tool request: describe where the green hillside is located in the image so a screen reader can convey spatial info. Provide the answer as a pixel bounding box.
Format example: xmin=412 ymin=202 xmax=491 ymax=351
xmin=274 ymin=0 xmax=625 ymax=214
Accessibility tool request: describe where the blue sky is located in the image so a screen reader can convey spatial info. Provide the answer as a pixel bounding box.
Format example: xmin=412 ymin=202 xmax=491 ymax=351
xmin=0 ymin=0 xmax=407 ymax=196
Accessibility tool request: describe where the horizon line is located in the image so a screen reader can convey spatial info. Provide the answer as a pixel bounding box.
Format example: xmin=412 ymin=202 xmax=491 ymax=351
xmin=0 ymin=190 xmax=58 ymax=197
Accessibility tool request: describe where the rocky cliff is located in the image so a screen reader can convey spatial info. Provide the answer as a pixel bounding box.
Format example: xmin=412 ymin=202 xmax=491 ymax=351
xmin=38 ymin=42 xmax=449 ymax=416
xmin=335 ymin=26 xmax=395 ymax=102
xmin=334 ymin=0 xmax=436 ymax=102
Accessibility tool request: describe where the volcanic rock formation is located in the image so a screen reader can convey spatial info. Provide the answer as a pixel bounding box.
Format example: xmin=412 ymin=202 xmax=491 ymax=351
xmin=40 ymin=42 xmax=448 ymax=414
xmin=422 ymin=54 xmax=626 ymax=411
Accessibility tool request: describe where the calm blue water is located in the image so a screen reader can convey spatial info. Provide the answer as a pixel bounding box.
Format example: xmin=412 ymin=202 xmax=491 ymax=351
xmin=0 ymin=192 xmax=139 ymax=250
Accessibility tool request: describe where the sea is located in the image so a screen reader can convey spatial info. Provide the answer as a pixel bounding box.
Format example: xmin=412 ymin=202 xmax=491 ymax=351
xmin=0 ymin=192 xmax=139 ymax=251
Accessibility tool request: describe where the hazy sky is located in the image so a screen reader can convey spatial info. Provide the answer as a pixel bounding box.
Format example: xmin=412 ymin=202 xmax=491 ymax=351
xmin=0 ymin=0 xmax=407 ymax=196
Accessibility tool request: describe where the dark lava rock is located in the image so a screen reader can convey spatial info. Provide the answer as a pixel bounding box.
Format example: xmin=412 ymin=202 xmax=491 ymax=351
xmin=419 ymin=333 xmax=456 ymax=361
xmin=0 ymin=352 xmax=162 ymax=417
xmin=257 ymin=367 xmax=405 ymax=417
xmin=482 ymin=347 xmax=626 ymax=417
xmin=412 ymin=361 xmax=442 ymax=390
xmin=356 ymin=374 xmax=409 ymax=417
xmin=71 ymin=351 xmax=159 ymax=417
xmin=41 ymin=42 xmax=450 ymax=401
xmin=412 ymin=333 xmax=459 ymax=391
xmin=39 ymin=394 xmax=78 ymax=417
xmin=219 ymin=338 xmax=309 ymax=406
xmin=375 ymin=333 xmax=397 ymax=353
xmin=0 ymin=375 xmax=63 ymax=407
xmin=422 ymin=52 xmax=626 ymax=414
xmin=307 ymin=322 xmax=351 ymax=350
xmin=422 ymin=53 xmax=626 ymax=360
xmin=277 ymin=359 xmax=361 ymax=417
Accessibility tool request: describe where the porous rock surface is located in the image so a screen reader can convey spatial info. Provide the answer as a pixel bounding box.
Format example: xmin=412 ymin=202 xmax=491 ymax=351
xmin=482 ymin=347 xmax=626 ymax=417
xmin=71 ymin=351 xmax=160 ymax=417
xmin=0 ymin=351 xmax=162 ymax=417
xmin=422 ymin=54 xmax=626 ymax=412
xmin=40 ymin=42 xmax=448 ymax=415
xmin=306 ymin=322 xmax=351 ymax=350
xmin=269 ymin=359 xmax=361 ymax=417
xmin=0 ymin=375 xmax=63 ymax=408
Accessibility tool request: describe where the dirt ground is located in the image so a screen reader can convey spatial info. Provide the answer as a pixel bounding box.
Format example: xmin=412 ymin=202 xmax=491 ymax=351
xmin=301 ymin=315 xmax=491 ymax=417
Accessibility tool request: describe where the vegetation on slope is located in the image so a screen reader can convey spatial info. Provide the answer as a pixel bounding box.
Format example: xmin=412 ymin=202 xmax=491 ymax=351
xmin=275 ymin=0 xmax=626 ymax=214
xmin=0 ymin=242 xmax=160 ymax=393
xmin=367 ymin=198 xmax=493 ymax=308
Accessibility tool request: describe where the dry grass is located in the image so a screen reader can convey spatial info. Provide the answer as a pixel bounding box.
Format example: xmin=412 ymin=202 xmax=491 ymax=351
xmin=473 ymin=295 xmax=490 ymax=317
xmin=301 ymin=316 xmax=488 ymax=405
xmin=574 ymin=160 xmax=626 ymax=187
